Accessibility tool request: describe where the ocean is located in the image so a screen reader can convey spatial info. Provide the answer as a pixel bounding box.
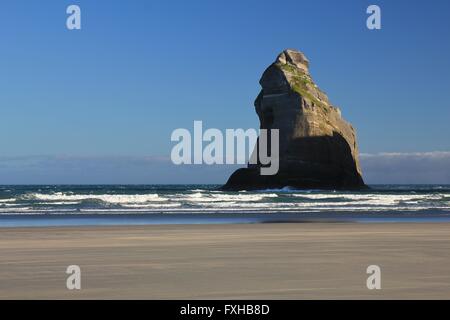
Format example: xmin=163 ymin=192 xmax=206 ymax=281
xmin=0 ymin=185 xmax=450 ymax=227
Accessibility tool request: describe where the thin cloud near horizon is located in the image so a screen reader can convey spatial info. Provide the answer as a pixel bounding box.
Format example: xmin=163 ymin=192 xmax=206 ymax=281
xmin=360 ymin=151 xmax=450 ymax=158
xmin=359 ymin=151 xmax=450 ymax=184
xmin=0 ymin=152 xmax=449 ymax=185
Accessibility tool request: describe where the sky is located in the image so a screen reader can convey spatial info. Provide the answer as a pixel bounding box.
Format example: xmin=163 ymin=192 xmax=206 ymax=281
xmin=0 ymin=0 xmax=449 ymax=184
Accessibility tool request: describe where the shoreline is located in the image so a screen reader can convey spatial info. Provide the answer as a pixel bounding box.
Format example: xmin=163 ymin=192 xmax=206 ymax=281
xmin=2 ymin=211 xmax=450 ymax=228
xmin=1 ymin=222 xmax=450 ymax=299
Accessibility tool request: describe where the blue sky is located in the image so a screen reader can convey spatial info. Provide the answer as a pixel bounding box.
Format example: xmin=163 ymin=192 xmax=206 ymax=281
xmin=0 ymin=0 xmax=449 ymax=184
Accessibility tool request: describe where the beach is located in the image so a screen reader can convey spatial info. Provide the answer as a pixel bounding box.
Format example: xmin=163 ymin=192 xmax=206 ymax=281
xmin=1 ymin=222 xmax=450 ymax=299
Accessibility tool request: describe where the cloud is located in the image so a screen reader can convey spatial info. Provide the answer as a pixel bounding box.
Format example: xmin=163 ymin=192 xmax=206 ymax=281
xmin=360 ymin=151 xmax=450 ymax=184
xmin=0 ymin=155 xmax=241 ymax=185
xmin=1 ymin=152 xmax=449 ymax=184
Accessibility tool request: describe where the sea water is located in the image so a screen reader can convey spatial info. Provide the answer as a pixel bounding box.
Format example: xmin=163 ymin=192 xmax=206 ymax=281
xmin=0 ymin=185 xmax=449 ymax=227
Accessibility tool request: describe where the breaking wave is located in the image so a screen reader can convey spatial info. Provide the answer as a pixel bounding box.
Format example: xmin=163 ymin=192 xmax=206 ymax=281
xmin=0 ymin=185 xmax=449 ymax=215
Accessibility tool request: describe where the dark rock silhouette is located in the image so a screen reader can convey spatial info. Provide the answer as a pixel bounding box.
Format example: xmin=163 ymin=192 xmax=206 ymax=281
xmin=222 ymin=49 xmax=367 ymax=190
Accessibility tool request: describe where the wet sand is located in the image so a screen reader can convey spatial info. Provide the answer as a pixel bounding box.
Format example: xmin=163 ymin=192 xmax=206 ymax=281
xmin=1 ymin=223 xmax=450 ymax=299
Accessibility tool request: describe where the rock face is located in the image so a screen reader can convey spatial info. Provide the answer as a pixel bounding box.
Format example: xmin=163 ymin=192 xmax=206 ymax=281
xmin=222 ymin=49 xmax=366 ymax=190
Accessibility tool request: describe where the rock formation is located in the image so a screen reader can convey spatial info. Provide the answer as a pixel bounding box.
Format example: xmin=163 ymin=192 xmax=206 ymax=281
xmin=222 ymin=49 xmax=366 ymax=190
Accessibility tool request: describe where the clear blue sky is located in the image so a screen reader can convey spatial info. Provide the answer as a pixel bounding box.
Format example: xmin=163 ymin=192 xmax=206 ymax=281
xmin=1 ymin=0 xmax=449 ymax=184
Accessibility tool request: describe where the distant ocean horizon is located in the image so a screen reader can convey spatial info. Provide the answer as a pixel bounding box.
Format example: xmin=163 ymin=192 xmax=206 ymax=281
xmin=1 ymin=184 xmax=450 ymax=227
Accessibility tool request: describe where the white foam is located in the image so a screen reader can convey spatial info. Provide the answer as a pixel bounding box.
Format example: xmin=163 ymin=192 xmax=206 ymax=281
xmin=36 ymin=201 xmax=81 ymax=205
xmin=0 ymin=199 xmax=15 ymax=203
xmin=0 ymin=207 xmax=33 ymax=212
xmin=1 ymin=190 xmax=449 ymax=216
xmin=24 ymin=193 xmax=167 ymax=204
xmin=291 ymin=193 xmax=446 ymax=205
xmin=179 ymin=192 xmax=278 ymax=202
xmin=121 ymin=203 xmax=182 ymax=208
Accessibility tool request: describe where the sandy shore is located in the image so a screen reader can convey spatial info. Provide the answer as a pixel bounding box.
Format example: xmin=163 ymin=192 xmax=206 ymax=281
xmin=1 ymin=223 xmax=450 ymax=299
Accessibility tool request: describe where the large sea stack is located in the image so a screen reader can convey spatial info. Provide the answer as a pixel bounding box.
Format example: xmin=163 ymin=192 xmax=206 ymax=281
xmin=223 ymin=49 xmax=366 ymax=190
